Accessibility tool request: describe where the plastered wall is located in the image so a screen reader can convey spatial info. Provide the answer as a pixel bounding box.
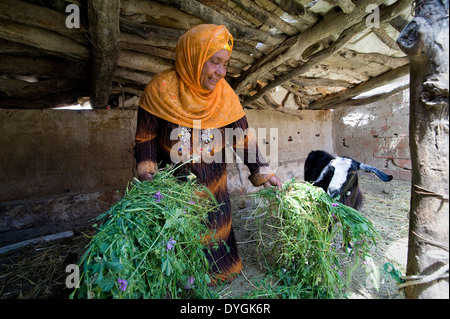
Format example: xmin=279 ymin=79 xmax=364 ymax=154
xmin=0 ymin=109 xmax=137 ymax=202
xmin=332 ymin=89 xmax=411 ymax=181
xmin=227 ymin=108 xmax=333 ymax=195
xmin=0 ymin=109 xmax=137 ymax=243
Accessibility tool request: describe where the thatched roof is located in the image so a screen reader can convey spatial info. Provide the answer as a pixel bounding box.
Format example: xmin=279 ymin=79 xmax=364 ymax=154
xmin=0 ymin=0 xmax=412 ymax=113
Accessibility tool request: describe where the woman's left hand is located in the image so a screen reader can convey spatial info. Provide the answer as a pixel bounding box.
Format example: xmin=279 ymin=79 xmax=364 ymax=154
xmin=263 ymin=175 xmax=282 ymax=190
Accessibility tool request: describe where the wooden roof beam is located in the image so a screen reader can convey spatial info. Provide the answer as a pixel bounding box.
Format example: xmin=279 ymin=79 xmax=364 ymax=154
xmin=289 ymin=77 xmax=354 ymax=88
xmin=242 ymin=18 xmax=367 ymax=106
xmin=153 ymin=0 xmax=286 ymax=45
xmin=270 ymin=0 xmax=319 ymax=27
xmin=325 ymin=0 xmax=356 ymax=14
xmin=0 ymin=0 xmax=88 ymax=45
xmin=309 ymin=64 xmax=410 ymax=110
xmin=0 ymin=19 xmax=88 ymax=61
xmin=0 ymin=55 xmax=87 ymax=80
xmin=232 ymin=0 xmax=300 ymax=36
xmin=240 ymin=0 xmax=413 ymax=105
xmin=233 ymin=0 xmax=391 ymax=93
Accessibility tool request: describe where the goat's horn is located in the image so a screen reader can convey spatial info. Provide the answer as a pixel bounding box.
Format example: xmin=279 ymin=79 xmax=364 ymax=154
xmin=311 ymin=163 xmax=332 ymax=184
xmin=359 ymin=163 xmax=393 ymax=182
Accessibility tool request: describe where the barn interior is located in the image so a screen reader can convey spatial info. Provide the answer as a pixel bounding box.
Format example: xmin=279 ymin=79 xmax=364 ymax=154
xmin=0 ymin=0 xmax=418 ymax=298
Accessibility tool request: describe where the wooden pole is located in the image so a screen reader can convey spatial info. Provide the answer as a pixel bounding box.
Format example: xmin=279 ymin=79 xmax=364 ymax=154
xmin=87 ymin=0 xmax=120 ymax=109
xmin=397 ymin=0 xmax=449 ymax=299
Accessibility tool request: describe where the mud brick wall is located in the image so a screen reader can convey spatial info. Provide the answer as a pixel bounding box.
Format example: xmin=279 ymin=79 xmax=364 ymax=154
xmin=0 ymin=109 xmax=137 ymax=244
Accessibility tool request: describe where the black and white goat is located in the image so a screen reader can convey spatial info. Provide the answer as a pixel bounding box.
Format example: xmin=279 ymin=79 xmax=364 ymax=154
xmin=304 ymin=150 xmax=393 ymax=210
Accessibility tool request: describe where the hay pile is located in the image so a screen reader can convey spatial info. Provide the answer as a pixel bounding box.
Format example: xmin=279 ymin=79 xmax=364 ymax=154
xmin=0 ymin=231 xmax=91 ymax=299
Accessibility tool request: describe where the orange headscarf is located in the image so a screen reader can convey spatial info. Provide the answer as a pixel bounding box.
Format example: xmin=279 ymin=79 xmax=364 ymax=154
xmin=139 ymin=24 xmax=246 ymax=129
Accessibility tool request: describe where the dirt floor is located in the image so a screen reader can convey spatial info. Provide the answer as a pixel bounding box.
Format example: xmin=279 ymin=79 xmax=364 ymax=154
xmin=0 ymin=174 xmax=410 ymax=299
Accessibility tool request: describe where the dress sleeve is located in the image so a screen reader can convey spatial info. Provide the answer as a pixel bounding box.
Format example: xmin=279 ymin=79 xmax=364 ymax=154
xmin=231 ymin=116 xmax=275 ymax=187
xmin=134 ymin=107 xmax=158 ymax=177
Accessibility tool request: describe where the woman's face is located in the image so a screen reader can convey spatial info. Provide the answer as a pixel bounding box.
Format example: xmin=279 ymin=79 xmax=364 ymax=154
xmin=200 ymin=49 xmax=230 ymax=91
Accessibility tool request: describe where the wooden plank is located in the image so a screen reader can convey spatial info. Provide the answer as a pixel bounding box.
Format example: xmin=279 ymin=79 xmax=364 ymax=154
xmin=121 ymin=0 xmax=204 ymax=30
xmin=290 ymin=77 xmax=354 ymax=88
xmin=114 ymin=67 xmax=154 ymax=85
xmin=271 ymin=0 xmax=319 ymax=27
xmin=0 ymin=231 xmax=74 ymax=255
xmin=0 ymin=88 xmax=88 ymax=109
xmin=119 ymin=42 xmax=176 ymax=60
xmin=119 ymin=18 xmax=184 ymax=41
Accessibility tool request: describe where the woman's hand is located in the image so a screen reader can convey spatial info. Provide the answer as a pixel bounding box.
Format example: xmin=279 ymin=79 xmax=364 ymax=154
xmin=139 ymin=172 xmax=154 ymax=181
xmin=263 ymin=175 xmax=282 ymax=190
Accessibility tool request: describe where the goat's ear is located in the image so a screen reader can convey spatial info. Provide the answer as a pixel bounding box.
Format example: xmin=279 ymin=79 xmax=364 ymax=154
xmin=359 ymin=163 xmax=393 ymax=182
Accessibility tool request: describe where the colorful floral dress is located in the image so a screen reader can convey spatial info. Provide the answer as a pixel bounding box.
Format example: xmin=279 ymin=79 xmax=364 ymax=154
xmin=134 ymin=107 xmax=274 ymax=284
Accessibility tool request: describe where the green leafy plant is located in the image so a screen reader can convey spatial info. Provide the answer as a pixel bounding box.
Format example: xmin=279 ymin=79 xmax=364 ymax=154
xmin=247 ymin=179 xmax=379 ymax=299
xmin=70 ymin=166 xmax=220 ymax=299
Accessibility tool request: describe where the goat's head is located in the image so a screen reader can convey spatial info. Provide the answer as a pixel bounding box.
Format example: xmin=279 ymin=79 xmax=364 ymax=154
xmin=311 ymin=156 xmax=393 ymax=199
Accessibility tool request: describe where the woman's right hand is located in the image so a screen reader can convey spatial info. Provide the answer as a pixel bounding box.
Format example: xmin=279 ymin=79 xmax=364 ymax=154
xmin=139 ymin=172 xmax=154 ymax=181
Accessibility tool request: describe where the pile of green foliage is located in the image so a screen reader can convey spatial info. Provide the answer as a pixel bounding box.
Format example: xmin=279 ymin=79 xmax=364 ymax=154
xmin=71 ymin=167 xmax=379 ymax=299
xmin=247 ymin=179 xmax=379 ymax=299
xmin=71 ymin=166 xmax=219 ymax=299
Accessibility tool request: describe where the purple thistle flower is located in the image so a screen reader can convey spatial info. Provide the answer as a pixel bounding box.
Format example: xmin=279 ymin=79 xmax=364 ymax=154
xmin=332 ymin=212 xmax=338 ymax=221
xmin=166 ymin=237 xmax=176 ymax=251
xmin=183 ymin=276 xmax=195 ymax=289
xmin=188 ymin=201 xmax=195 ymax=204
xmin=118 ymin=279 xmax=128 ymax=291
xmin=153 ymin=191 xmax=163 ymax=202
xmin=332 ymin=203 xmax=339 ymax=207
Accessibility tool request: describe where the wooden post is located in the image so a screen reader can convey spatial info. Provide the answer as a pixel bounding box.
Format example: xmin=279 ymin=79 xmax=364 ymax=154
xmin=88 ymin=0 xmax=120 ymax=109
xmin=397 ymin=0 xmax=449 ymax=299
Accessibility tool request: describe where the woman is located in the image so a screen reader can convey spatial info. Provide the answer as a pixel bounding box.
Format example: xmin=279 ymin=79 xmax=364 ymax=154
xmin=135 ymin=24 xmax=282 ymax=285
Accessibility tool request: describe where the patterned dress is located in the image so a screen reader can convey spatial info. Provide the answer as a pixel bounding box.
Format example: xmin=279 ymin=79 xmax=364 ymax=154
xmin=134 ymin=107 xmax=274 ymax=284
